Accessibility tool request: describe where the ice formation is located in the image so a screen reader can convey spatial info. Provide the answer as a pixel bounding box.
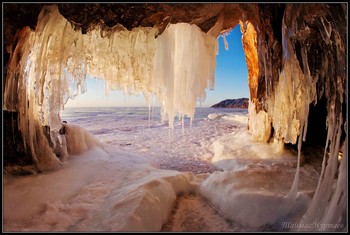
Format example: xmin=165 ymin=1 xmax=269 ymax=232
xmin=242 ymin=4 xmax=346 ymax=229
xmin=257 ymin=6 xmax=346 ymax=230
xmin=4 ymin=5 xmax=218 ymax=171
xmin=200 ymin=173 xmax=296 ymax=228
xmin=4 ymin=144 xmax=199 ymax=231
xmin=63 ymin=123 xmax=103 ymax=155
xmin=222 ymin=33 xmax=229 ymax=51
xmin=247 ymin=101 xmax=272 ymax=143
xmin=153 ymin=23 xmax=217 ymax=128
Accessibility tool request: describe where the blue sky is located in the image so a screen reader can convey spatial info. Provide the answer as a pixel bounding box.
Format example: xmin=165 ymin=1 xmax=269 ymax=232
xmin=65 ymin=24 xmax=249 ymax=108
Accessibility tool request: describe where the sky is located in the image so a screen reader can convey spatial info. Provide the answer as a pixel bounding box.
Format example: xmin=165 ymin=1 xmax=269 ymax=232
xmin=65 ymin=25 xmax=249 ymax=108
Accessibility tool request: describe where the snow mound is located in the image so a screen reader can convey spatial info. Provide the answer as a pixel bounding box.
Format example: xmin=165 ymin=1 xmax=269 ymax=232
xmin=63 ymin=123 xmax=103 ymax=155
xmin=4 ymin=144 xmax=200 ymax=232
xmin=208 ymin=113 xmax=247 ymax=124
xmin=100 ymin=173 xmax=196 ymax=231
xmin=222 ymin=114 xmax=248 ymax=124
xmin=200 ymin=171 xmax=311 ymax=228
xmin=211 ymin=131 xmax=295 ymax=171
xmin=208 ymin=113 xmax=224 ymax=120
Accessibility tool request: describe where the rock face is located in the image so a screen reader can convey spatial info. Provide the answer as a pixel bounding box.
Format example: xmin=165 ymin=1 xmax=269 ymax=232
xmin=3 ymin=111 xmax=32 ymax=166
xmin=211 ymin=98 xmax=249 ymax=109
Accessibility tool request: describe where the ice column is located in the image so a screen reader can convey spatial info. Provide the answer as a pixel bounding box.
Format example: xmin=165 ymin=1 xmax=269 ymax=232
xmin=3 ymin=5 xmax=86 ymax=171
xmin=153 ymin=23 xmax=217 ymax=128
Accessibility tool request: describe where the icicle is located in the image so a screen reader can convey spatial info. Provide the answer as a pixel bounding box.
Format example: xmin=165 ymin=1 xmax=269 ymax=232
xmin=181 ymin=115 xmax=185 ymax=135
xmin=286 ymin=125 xmax=303 ymax=200
xmin=190 ymin=116 xmax=193 ymax=130
xmin=300 ymin=115 xmax=344 ymax=227
xmin=148 ymin=103 xmax=151 ymax=129
xmin=269 ymin=15 xmax=317 ymax=145
xmin=3 ymin=5 xmax=160 ymax=171
xmin=302 ymin=111 xmax=309 ymax=142
xmin=321 ymin=141 xmax=346 ymax=225
xmin=222 ymin=34 xmax=229 ymax=51
xmin=320 ymin=17 xmax=332 ymax=45
xmin=154 ymin=23 xmax=217 ymax=129
xmin=1 ymin=6 xmax=220 ymax=173
xmin=151 ymin=96 xmax=155 ymax=124
xmin=281 ymin=21 xmax=290 ymax=62
xmin=267 ymin=8 xmax=347 ymax=230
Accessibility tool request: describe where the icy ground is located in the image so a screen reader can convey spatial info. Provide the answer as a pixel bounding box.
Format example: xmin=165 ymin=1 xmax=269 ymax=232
xmin=3 ymin=107 xmax=323 ymax=232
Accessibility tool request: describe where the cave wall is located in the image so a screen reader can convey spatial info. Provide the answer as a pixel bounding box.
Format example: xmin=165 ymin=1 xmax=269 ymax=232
xmin=240 ymin=20 xmax=259 ymax=101
xmin=243 ymin=3 xmax=346 ymax=147
xmin=2 ymin=3 xmax=347 ymax=170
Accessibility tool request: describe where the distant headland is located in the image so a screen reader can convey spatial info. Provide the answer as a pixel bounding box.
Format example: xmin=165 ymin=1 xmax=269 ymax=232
xmin=211 ymin=98 xmax=249 ymax=109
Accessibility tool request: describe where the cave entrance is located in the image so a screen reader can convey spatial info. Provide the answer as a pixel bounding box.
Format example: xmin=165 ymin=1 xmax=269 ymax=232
xmin=206 ymin=24 xmax=250 ymax=107
xmin=62 ymin=23 xmax=251 ymax=117
xmin=60 ymin=22 xmax=252 ymax=155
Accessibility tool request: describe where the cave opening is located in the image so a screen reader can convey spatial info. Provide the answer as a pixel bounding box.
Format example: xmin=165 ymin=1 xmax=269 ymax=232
xmin=206 ymin=24 xmax=249 ymax=108
xmin=304 ymin=94 xmax=328 ymax=148
xmin=61 ymin=23 xmax=250 ymax=124
xmin=55 ymin=20 xmax=253 ymax=176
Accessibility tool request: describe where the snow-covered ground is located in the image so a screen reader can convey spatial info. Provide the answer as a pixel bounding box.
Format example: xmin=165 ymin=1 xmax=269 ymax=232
xmin=3 ymin=107 xmax=325 ymax=232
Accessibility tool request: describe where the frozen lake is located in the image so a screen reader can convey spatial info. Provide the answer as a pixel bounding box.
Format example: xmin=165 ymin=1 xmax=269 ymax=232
xmin=4 ymin=107 xmax=324 ymax=232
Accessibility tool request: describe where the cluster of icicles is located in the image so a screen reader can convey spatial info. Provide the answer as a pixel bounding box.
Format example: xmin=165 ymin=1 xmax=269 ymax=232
xmin=247 ymin=5 xmax=346 ymax=229
xmin=4 ymin=5 xmax=219 ymax=171
xmin=3 ymin=4 xmax=346 ymax=231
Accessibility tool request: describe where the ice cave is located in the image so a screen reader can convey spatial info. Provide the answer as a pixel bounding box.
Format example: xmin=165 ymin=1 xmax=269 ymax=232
xmin=3 ymin=3 xmax=347 ymax=232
